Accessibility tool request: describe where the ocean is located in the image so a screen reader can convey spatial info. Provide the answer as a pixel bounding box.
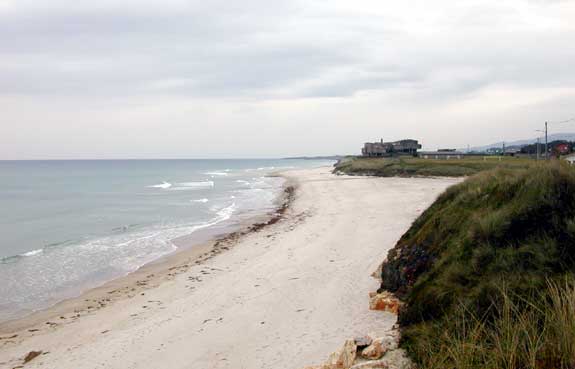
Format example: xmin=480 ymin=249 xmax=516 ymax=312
xmin=0 ymin=159 xmax=333 ymax=322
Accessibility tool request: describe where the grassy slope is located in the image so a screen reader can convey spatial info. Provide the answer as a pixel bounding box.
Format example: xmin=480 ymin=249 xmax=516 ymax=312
xmin=379 ymin=162 xmax=575 ymax=368
xmin=334 ymin=156 xmax=535 ymax=177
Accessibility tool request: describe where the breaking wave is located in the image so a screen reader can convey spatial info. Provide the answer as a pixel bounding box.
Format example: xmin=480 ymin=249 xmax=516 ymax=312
xmin=191 ymin=198 xmax=209 ymax=203
xmin=172 ymin=181 xmax=214 ymax=190
xmin=22 ymin=249 xmax=43 ymax=257
xmin=149 ymin=181 xmax=215 ymax=191
xmin=214 ymin=203 xmax=236 ymax=222
xmin=204 ymin=171 xmax=229 ymax=177
xmin=1 ymin=248 xmax=44 ymax=264
xmin=148 ymin=181 xmax=172 ymax=189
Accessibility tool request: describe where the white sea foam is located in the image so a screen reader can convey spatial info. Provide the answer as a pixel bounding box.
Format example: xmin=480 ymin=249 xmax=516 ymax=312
xmin=215 ymin=203 xmax=236 ymax=221
xmin=115 ymin=231 xmax=162 ymax=248
xmin=149 ymin=181 xmax=215 ymax=191
xmin=204 ymin=171 xmax=228 ymax=177
xmin=21 ymin=249 xmax=43 ymax=257
xmin=175 ymin=181 xmax=214 ymax=188
xmin=245 ymin=166 xmax=295 ymax=172
xmin=191 ymin=198 xmax=209 ymax=203
xmin=148 ymin=181 xmax=172 ymax=189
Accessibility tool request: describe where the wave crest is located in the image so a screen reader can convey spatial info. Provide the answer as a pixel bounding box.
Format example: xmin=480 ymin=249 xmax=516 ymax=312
xmin=191 ymin=198 xmax=209 ymax=203
xmin=148 ymin=181 xmax=172 ymax=189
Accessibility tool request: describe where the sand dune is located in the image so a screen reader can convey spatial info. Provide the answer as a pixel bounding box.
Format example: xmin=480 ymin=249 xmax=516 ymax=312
xmin=0 ymin=167 xmax=459 ymax=369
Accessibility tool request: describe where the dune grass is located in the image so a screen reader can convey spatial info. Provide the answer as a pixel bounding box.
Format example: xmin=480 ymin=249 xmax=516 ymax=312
xmin=334 ymin=156 xmax=535 ymax=177
xmin=410 ymin=280 xmax=575 ymax=369
xmin=377 ymin=162 xmax=575 ymax=368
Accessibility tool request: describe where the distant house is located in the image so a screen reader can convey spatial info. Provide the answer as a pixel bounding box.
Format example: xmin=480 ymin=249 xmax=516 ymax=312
xmin=503 ymin=147 xmax=522 ymax=156
xmin=554 ymin=143 xmax=571 ymax=155
xmin=362 ymin=139 xmax=422 ymax=157
xmin=563 ymin=153 xmax=575 ymax=165
xmin=486 ymin=147 xmax=504 ymax=155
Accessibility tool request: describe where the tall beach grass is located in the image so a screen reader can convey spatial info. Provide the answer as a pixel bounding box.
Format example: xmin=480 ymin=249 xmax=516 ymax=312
xmin=409 ymin=279 xmax=575 ymax=369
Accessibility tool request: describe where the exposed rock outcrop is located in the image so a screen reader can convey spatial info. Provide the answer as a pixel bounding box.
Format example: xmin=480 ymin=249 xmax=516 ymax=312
xmin=368 ymin=292 xmax=402 ymax=314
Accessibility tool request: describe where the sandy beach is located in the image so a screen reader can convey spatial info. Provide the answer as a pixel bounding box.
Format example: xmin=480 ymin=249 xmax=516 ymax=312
xmin=0 ymin=167 xmax=460 ymax=369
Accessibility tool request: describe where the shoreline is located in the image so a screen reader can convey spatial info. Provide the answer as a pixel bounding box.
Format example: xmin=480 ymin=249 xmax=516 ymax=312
xmin=0 ymin=167 xmax=459 ymax=369
xmin=0 ymin=175 xmax=297 ymax=335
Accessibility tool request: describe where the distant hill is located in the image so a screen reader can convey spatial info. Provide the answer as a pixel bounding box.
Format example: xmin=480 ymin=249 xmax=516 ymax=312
xmin=461 ymin=132 xmax=575 ymax=152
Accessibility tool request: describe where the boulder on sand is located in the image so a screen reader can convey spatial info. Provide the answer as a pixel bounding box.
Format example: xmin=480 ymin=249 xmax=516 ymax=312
xmin=324 ymin=339 xmax=357 ymax=369
xmin=352 ymin=349 xmax=414 ymax=369
xmin=361 ymin=337 xmax=392 ymax=360
xmin=353 ymin=335 xmax=373 ymax=348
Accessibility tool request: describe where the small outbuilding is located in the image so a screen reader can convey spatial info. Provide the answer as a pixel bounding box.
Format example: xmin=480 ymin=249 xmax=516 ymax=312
xmin=563 ymin=153 xmax=575 ymax=165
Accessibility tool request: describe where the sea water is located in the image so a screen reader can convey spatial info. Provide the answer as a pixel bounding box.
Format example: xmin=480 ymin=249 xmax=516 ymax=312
xmin=0 ymin=159 xmax=332 ymax=321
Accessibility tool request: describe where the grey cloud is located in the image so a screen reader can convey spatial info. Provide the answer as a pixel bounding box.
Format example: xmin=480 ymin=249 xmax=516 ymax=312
xmin=0 ymin=0 xmax=574 ymax=100
xmin=0 ymin=4 xmax=368 ymax=97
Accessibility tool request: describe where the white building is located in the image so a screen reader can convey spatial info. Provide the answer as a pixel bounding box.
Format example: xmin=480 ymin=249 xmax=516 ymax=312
xmin=563 ymin=153 xmax=575 ymax=165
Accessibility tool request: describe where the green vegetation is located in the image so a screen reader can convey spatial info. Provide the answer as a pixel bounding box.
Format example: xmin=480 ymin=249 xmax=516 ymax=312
xmin=411 ymin=281 xmax=575 ymax=369
xmin=334 ymin=156 xmax=535 ymax=177
xmin=379 ymin=162 xmax=575 ymax=368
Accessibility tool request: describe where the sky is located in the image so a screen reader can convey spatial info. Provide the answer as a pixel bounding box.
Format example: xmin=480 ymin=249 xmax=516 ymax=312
xmin=0 ymin=0 xmax=574 ymax=159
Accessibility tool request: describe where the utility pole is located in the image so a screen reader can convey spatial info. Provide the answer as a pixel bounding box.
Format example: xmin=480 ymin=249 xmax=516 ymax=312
xmin=545 ymin=122 xmax=549 ymax=160
xmin=536 ymin=137 xmax=540 ymax=160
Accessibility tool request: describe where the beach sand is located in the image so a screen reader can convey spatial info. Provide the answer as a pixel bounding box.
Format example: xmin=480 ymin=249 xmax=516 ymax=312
xmin=0 ymin=167 xmax=460 ymax=369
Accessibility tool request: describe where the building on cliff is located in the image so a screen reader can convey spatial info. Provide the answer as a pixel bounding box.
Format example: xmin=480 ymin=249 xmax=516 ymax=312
xmin=362 ymin=139 xmax=422 ymax=157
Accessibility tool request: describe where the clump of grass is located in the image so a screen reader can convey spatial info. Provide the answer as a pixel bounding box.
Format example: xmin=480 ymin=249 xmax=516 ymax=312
xmin=406 ymin=279 xmax=575 ymax=369
xmin=544 ymin=279 xmax=575 ymax=367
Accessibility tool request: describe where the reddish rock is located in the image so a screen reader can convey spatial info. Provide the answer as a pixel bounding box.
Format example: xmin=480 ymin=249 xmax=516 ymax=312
xmin=361 ymin=337 xmax=395 ymax=360
xmin=369 ymin=292 xmax=402 ymax=314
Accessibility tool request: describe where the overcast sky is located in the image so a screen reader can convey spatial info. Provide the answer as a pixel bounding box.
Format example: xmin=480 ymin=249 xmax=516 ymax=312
xmin=0 ymin=0 xmax=574 ymax=159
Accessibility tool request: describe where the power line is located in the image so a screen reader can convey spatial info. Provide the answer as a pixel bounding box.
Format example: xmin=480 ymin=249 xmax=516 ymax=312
xmin=548 ymin=117 xmax=575 ymax=125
